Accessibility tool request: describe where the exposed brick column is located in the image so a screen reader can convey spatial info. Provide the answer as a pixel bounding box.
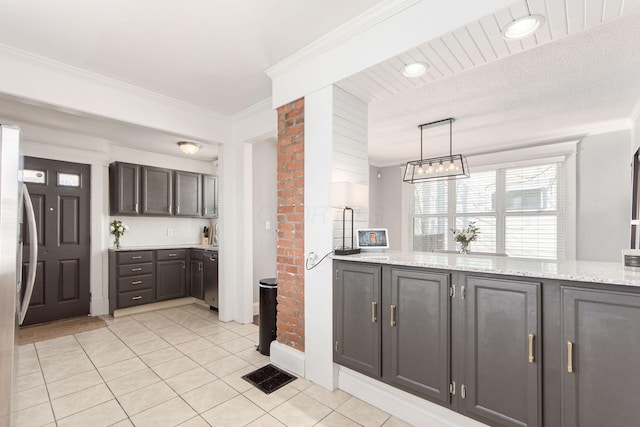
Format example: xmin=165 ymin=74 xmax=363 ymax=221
xmin=276 ymin=98 xmax=305 ymax=351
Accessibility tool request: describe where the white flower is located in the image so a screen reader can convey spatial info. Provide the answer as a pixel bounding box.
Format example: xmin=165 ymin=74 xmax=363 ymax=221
xmin=110 ymin=225 xmax=115 ymax=231
xmin=124 ymin=224 xmax=129 ymax=230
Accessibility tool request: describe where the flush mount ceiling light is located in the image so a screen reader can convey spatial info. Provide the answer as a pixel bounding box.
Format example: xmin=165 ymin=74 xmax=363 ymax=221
xmin=177 ymin=141 xmax=201 ymax=155
xmin=502 ymin=0 xmax=545 ymax=40
xmin=403 ymin=118 xmax=470 ymax=183
xmin=402 ymin=62 xmax=429 ymax=78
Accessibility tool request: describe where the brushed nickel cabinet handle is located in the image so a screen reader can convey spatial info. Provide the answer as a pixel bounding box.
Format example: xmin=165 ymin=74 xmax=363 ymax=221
xmin=177 ymin=206 xmax=180 ymax=214
xmin=131 ymin=280 xmax=142 ymax=285
xmin=528 ymin=334 xmax=535 ymax=363
xmin=390 ymin=304 xmax=397 ymax=327
xmin=132 ymin=296 xmax=142 ymax=300
xmin=199 ymin=263 xmax=202 ymax=271
xmin=131 ymin=256 xmax=142 ymax=260
xmin=168 ymin=253 xmax=177 ymax=257
xmin=461 ymin=384 xmax=466 ymax=399
xmin=135 ymin=203 xmax=138 ymax=213
xmin=182 ymin=261 xmax=186 ymax=269
xmin=371 ymin=302 xmax=377 ymax=323
xmin=131 ymin=268 xmax=142 ymax=272
xmin=567 ymin=341 xmax=574 ymax=373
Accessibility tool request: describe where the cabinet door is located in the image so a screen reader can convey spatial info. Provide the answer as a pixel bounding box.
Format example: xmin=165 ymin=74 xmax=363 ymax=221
xmin=141 ymin=166 xmax=173 ymax=215
xmin=334 ymin=262 xmax=382 ymax=377
xmin=202 ymin=175 xmax=218 ymax=218
xmin=175 ymin=171 xmax=202 ymax=217
xmin=385 ymin=268 xmax=451 ymax=404
xmin=110 ymin=162 xmax=139 ymax=215
xmin=462 ymin=276 xmax=541 ymax=427
xmin=562 ymin=287 xmax=640 ymax=427
xmin=156 ymin=260 xmax=186 ymax=301
xmin=190 ymin=259 xmax=204 ymax=299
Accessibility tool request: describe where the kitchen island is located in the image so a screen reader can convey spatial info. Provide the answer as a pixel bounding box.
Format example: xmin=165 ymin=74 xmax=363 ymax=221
xmin=332 ymin=251 xmax=640 ymax=427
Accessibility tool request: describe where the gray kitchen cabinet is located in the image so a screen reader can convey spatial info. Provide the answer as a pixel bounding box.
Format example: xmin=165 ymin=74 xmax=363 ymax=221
xmin=561 ymin=287 xmax=640 ymax=427
xmin=108 ymin=250 xmax=154 ymax=314
xmin=141 ymin=166 xmax=173 ymax=215
xmin=384 ymin=268 xmax=451 ymax=404
xmin=461 ymin=276 xmax=541 ymax=427
xmin=202 ymin=174 xmax=218 ymax=218
xmin=156 ymin=249 xmax=186 ymax=301
xmin=109 ymin=162 xmax=140 ymax=215
xmin=334 ymin=262 xmax=382 ymax=377
xmin=175 ymin=171 xmax=201 ymax=217
xmin=189 ymin=250 xmax=204 ymax=299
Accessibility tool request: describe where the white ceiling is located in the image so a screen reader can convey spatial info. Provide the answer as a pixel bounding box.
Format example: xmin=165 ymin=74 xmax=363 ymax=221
xmin=0 ymin=0 xmax=384 ymax=115
xmin=337 ymin=0 xmax=640 ymax=166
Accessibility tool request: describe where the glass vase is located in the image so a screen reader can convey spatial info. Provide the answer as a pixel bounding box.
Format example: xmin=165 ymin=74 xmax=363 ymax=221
xmin=114 ymin=235 xmax=120 ymax=250
xmin=460 ymin=244 xmax=469 ymax=255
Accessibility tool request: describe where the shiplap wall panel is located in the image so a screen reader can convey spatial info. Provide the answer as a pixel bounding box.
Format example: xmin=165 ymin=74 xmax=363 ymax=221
xmin=332 ymin=86 xmax=369 ymax=249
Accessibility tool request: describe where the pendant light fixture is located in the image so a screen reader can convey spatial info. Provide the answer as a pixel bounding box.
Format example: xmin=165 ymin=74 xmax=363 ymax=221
xmin=403 ymin=118 xmax=469 ymax=183
xmin=501 ymin=0 xmax=545 ymax=40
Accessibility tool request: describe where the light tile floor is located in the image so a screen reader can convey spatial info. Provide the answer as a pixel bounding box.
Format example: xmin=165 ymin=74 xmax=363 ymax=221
xmin=14 ymin=304 xmax=412 ymax=427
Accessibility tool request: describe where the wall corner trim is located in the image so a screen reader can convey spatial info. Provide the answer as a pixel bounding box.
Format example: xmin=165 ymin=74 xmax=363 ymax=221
xmin=270 ymin=341 xmax=305 ymax=378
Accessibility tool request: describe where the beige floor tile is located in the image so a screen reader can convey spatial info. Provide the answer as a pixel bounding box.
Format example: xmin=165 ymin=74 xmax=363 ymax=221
xmin=204 ymin=354 xmax=250 ymax=378
xmin=204 ymin=329 xmax=242 ymax=344
xmin=221 ymin=365 xmax=260 ymax=393
xmin=47 ymin=369 xmax=104 ymax=400
xmin=139 ymin=346 xmax=184 ymax=367
xmin=15 ymin=370 xmax=45 ymax=393
xmin=151 ymin=355 xmax=199 ymax=380
xmin=200 ymin=395 xmax=265 ymax=427
xmin=120 ymin=330 xmax=161 ymax=346
xmin=19 ymin=343 xmax=36 ymax=353
xmin=316 ymin=411 xmax=361 ymax=426
xmin=130 ymin=397 xmax=197 ymax=427
xmin=41 ymin=355 xmax=95 ymax=383
xmin=126 ymin=337 xmax=171 ymax=355
xmin=87 ymin=345 xmax=136 ymax=368
xmin=246 ymin=332 xmax=259 ymax=343
xmin=51 ymin=382 xmax=114 ymax=420
xmin=34 ymin=334 xmax=78 ymax=350
xmin=131 ymin=311 xmax=167 ymax=324
xmin=16 ymin=354 xmax=41 ymax=377
xmin=303 ymin=384 xmax=351 ymax=410
xmin=110 ymin=419 xmax=134 ymax=427
xmin=143 ymin=318 xmax=179 ymax=331
xmin=178 ymin=415 xmax=211 ymax=427
xmin=117 ymin=381 xmax=177 ymax=416
xmin=219 ymin=337 xmax=256 ymax=354
xmin=97 ymin=357 xmax=146 ymax=382
xmin=188 ymin=345 xmax=231 ymax=366
xmin=14 ymin=401 xmax=55 ymax=427
xmin=74 ymin=328 xmax=119 ymax=347
xmin=382 ymin=416 xmax=414 ymax=427
xmin=190 ymin=323 xmax=225 ymax=337
xmin=245 ymin=414 xmax=285 ymax=427
xmin=106 ymin=367 xmax=160 ymax=397
xmin=14 ymin=384 xmax=49 ymax=411
xmin=181 ymin=379 xmax=239 ymax=413
xmin=35 ymin=339 xmax=82 ymax=360
xmin=235 ymin=347 xmax=269 ymax=365
xmin=336 ymin=397 xmax=391 ymax=427
xmin=288 ymin=376 xmax=313 ymax=391
xmin=231 ymin=323 xmax=259 ymax=336
xmin=243 ymin=384 xmax=299 ymax=412
xmin=165 ymin=366 xmax=217 ymax=395
xmin=269 ymin=393 xmax=332 ymax=427
xmin=156 ymin=326 xmax=200 ymax=345
xmin=174 ymin=337 xmax=215 ymax=355
xmin=57 ymin=399 xmax=127 ymax=427
xmin=38 ymin=347 xmax=86 ymax=364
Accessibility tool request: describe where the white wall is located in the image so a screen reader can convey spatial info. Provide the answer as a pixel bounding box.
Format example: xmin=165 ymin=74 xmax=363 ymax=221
xmin=251 ymin=139 xmax=278 ymax=312
xmin=577 ymin=129 xmax=632 ymax=261
xmin=369 ymin=165 xmax=406 ymax=251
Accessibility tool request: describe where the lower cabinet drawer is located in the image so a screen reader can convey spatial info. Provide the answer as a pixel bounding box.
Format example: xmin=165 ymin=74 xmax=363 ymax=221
xmin=117 ymin=289 xmax=154 ymax=309
xmin=156 ymin=249 xmax=186 ymax=261
xmin=118 ymin=262 xmax=153 ymax=277
xmin=118 ymin=275 xmax=153 ymax=293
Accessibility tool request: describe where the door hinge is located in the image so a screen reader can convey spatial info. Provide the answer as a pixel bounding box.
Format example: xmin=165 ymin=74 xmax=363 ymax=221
xmin=461 ymin=384 xmax=466 ymax=399
xmin=449 ymin=381 xmax=456 ymax=395
xmin=449 ymin=285 xmax=456 ymax=298
xmin=461 ymin=285 xmax=466 ymax=300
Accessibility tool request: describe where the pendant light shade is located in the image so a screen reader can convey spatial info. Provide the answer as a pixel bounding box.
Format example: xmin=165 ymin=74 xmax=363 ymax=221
xmin=403 ymin=118 xmax=470 ymax=184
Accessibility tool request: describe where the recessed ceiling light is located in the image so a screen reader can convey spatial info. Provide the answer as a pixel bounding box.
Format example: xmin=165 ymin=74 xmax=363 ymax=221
xmin=502 ymin=14 xmax=545 ymax=40
xmin=402 ymin=62 xmax=429 ymax=78
xmin=177 ymin=141 xmax=201 ymax=155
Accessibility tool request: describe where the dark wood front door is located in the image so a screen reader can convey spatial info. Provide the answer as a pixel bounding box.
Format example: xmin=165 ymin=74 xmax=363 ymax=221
xmin=22 ymin=157 xmax=91 ymax=326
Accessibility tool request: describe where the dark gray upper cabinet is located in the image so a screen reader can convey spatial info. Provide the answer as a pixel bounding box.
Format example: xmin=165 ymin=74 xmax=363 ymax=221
xmin=334 ymin=262 xmax=382 ymax=377
xmin=561 ymin=287 xmax=640 ymax=427
xmin=156 ymin=259 xmax=186 ymax=301
xmin=384 ymin=268 xmax=451 ymax=404
xmin=462 ymin=276 xmax=541 ymax=427
xmin=174 ymin=171 xmax=202 ymax=217
xmin=110 ymin=162 xmax=140 ymax=215
xmin=141 ymin=166 xmax=173 ymax=215
xmin=202 ymin=174 xmax=218 ymax=218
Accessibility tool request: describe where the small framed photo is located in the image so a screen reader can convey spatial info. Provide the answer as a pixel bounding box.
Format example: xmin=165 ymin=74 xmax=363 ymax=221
xmin=356 ymin=229 xmax=389 ymax=251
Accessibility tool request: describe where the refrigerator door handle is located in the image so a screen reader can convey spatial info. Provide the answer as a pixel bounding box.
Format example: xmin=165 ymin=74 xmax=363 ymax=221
xmin=19 ymin=184 xmax=38 ymax=325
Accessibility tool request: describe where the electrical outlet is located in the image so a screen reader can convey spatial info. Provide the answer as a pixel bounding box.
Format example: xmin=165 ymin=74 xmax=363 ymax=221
xmin=307 ymin=252 xmax=317 ymax=266
xmin=265 ymin=220 xmax=271 ymax=230
xmin=167 ymin=228 xmax=174 ymax=237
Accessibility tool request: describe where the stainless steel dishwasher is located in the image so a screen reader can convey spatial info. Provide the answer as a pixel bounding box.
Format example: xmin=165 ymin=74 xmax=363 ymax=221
xmin=203 ymin=250 xmax=219 ymax=310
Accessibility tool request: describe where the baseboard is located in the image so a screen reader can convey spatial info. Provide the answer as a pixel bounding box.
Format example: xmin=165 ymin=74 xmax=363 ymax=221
xmin=253 ymin=302 xmax=259 ymax=316
xmin=113 ymin=297 xmax=199 ymax=318
xmin=269 ymin=341 xmax=305 ymax=378
xmin=338 ymin=367 xmax=488 ymax=427
xmin=90 ymin=296 xmax=106 ymax=317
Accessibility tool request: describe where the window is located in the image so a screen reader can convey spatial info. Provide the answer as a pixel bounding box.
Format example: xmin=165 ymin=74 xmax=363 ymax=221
xmin=412 ymin=162 xmax=566 ymax=260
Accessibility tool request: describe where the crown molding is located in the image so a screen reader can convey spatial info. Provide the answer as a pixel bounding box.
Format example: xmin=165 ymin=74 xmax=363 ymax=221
xmin=265 ymin=0 xmax=422 ymax=79
xmin=0 ymin=43 xmax=231 ymax=122
xmin=230 ymin=97 xmax=273 ymax=121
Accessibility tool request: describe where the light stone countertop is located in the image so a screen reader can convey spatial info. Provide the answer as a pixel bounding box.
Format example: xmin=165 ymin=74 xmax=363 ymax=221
xmin=332 ymin=250 xmax=640 ymax=288
xmin=112 ymin=244 xmax=217 ymax=252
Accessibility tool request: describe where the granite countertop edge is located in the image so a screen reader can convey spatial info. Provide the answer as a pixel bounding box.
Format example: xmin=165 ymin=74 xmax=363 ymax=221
xmin=332 ymin=250 xmax=640 ymax=288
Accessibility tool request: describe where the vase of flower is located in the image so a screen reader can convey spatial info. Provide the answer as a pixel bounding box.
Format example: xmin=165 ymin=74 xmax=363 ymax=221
xmin=110 ymin=219 xmax=129 ymax=250
xmin=450 ymin=221 xmax=479 ymax=255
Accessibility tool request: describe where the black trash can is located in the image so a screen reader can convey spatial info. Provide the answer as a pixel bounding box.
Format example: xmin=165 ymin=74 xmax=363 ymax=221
xmin=258 ymin=278 xmax=278 ymax=356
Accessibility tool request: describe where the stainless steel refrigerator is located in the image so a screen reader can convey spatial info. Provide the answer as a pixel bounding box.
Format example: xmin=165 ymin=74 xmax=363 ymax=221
xmin=0 ymin=125 xmax=38 ymax=426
